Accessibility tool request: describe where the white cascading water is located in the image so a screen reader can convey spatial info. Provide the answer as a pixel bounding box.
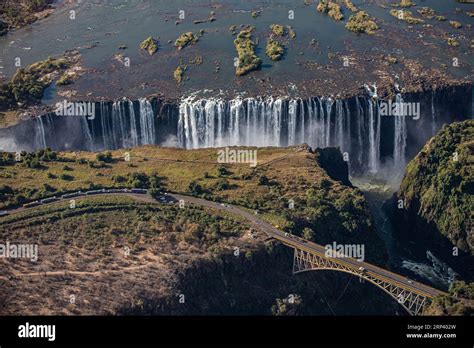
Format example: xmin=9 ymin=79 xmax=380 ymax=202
xmin=138 ymin=98 xmax=156 ymax=146
xmin=393 ymin=94 xmax=407 ymax=166
xmin=356 ymin=97 xmax=364 ymax=166
xmin=288 ymin=99 xmax=298 ymax=145
xmin=367 ymin=98 xmax=379 ymax=173
xmin=81 ymin=115 xmax=94 ymax=151
xmin=176 ymin=95 xmax=393 ymax=174
xmin=128 ymin=100 xmax=139 ymax=147
xmin=28 ymin=94 xmax=430 ymax=174
xmin=35 ymin=115 xmax=48 ymax=149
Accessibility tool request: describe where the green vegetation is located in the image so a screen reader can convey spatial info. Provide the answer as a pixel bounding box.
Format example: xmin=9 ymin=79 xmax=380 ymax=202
xmin=447 ymin=38 xmax=460 ymax=47
xmin=0 ymin=19 xmax=7 ymax=36
xmin=265 ymin=39 xmax=285 ymax=61
xmin=345 ymin=11 xmax=379 ymax=34
xmin=173 ymin=65 xmax=186 ymax=84
xmin=189 ymin=56 xmax=203 ymax=65
xmin=56 ymin=72 xmax=73 ymax=86
xmin=139 ymin=36 xmax=159 ymax=55
xmin=449 ymin=21 xmax=462 ymax=29
xmin=0 ymin=56 xmax=71 ymax=109
xmin=390 ymin=9 xmax=424 ymax=24
xmin=229 ymin=25 xmax=237 ymax=35
xmin=0 ymin=195 xmax=249 ymax=267
xmin=397 ymin=0 xmax=415 ymax=8
xmin=424 ymin=281 xmax=474 ymax=315
xmin=0 ymin=145 xmax=386 ymax=264
xmin=417 ymin=7 xmax=436 ymax=19
xmin=342 ymin=0 xmax=358 ymax=12
xmin=233 ymin=28 xmax=262 ymax=76
xmin=398 ymin=120 xmax=473 ymax=252
xmin=287 ymin=26 xmax=296 ymax=39
xmin=0 ymin=0 xmax=53 ymax=34
xmin=270 ymin=24 xmax=286 ymax=37
xmin=96 ymin=152 xmax=114 ymax=163
xmin=317 ymin=1 xmax=344 ymax=21
xmin=175 ymin=32 xmax=198 ymax=50
xmin=251 ymin=10 xmax=261 ymax=18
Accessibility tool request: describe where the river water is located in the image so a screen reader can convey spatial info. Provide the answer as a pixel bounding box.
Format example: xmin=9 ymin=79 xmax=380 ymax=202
xmin=0 ymin=0 xmax=472 ymax=100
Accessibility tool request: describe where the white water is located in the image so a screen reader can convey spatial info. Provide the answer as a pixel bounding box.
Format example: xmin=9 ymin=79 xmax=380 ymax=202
xmin=393 ymin=94 xmax=407 ymax=166
xmin=177 ymin=96 xmax=360 ymax=151
xmin=138 ymin=98 xmax=156 ymax=146
xmin=402 ymin=250 xmax=458 ymax=288
xmin=367 ymin=98 xmax=378 ymax=173
xmin=23 ymin=94 xmax=427 ymax=174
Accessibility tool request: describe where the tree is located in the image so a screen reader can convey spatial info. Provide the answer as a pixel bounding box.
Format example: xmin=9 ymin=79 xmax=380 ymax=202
xmin=188 ymin=181 xmax=204 ymax=195
xmin=302 ymin=227 xmax=315 ymax=241
xmin=258 ymin=175 xmax=269 ymax=186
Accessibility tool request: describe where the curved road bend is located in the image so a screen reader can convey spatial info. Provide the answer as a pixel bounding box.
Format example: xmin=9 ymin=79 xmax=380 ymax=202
xmin=2 ymin=192 xmax=446 ymax=298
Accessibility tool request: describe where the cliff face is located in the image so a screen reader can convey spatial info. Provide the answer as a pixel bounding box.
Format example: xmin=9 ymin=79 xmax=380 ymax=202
xmin=315 ymin=147 xmax=351 ymax=186
xmin=119 ymin=243 xmax=401 ymax=316
xmin=395 ymin=120 xmax=473 ymax=254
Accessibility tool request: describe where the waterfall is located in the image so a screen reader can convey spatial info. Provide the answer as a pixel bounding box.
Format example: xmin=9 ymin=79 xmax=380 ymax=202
xmin=138 ymin=98 xmax=156 ymax=145
xmin=325 ymin=98 xmax=333 ymax=147
xmin=288 ymin=99 xmax=298 ymax=145
xmin=176 ymin=96 xmax=397 ymax=173
xmin=35 ymin=116 xmax=48 ymax=149
xmin=18 ymin=92 xmax=453 ymax=175
xmin=335 ymin=99 xmax=344 ymax=150
xmin=393 ymin=94 xmax=407 ymax=166
xmin=369 ymin=98 xmax=378 ymax=173
xmin=129 ymin=100 xmax=139 ymax=147
xmin=81 ymin=116 xmax=94 ymax=151
xmin=356 ymin=97 xmax=364 ymax=166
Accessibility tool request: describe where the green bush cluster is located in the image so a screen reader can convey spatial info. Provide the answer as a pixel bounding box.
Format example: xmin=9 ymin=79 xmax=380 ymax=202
xmin=345 ymin=11 xmax=379 ymax=34
xmin=317 ymin=0 xmax=344 ymax=21
xmin=175 ymin=32 xmax=198 ymax=50
xmin=0 ymin=0 xmax=53 ymax=33
xmin=265 ymin=39 xmax=285 ymax=61
xmin=233 ymin=28 xmax=262 ymax=76
xmin=139 ymin=36 xmax=159 ymax=55
xmin=0 ymin=56 xmax=71 ymax=107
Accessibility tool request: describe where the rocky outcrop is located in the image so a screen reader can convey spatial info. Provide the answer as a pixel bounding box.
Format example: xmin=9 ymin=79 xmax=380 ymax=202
xmin=315 ymin=147 xmax=351 ymax=186
xmin=395 ymin=120 xmax=473 ymax=253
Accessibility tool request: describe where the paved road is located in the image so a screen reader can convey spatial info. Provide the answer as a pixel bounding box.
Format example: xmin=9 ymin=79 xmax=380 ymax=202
xmin=1 ymin=191 xmax=446 ymax=298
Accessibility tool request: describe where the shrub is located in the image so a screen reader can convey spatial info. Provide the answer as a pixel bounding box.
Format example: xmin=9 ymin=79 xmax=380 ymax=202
xmin=233 ymin=28 xmax=262 ymax=76
xmin=139 ymin=36 xmax=159 ymax=55
xmin=128 ymin=172 xmax=149 ymax=188
xmin=188 ymin=181 xmax=204 ymax=195
xmin=96 ymin=152 xmax=113 ymax=163
xmin=265 ymin=39 xmax=285 ymax=61
xmin=113 ymin=175 xmax=127 ymax=183
xmin=258 ymin=175 xmax=269 ymax=185
xmin=217 ymin=165 xmax=230 ymax=177
xmin=59 ymin=174 xmax=74 ymax=181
